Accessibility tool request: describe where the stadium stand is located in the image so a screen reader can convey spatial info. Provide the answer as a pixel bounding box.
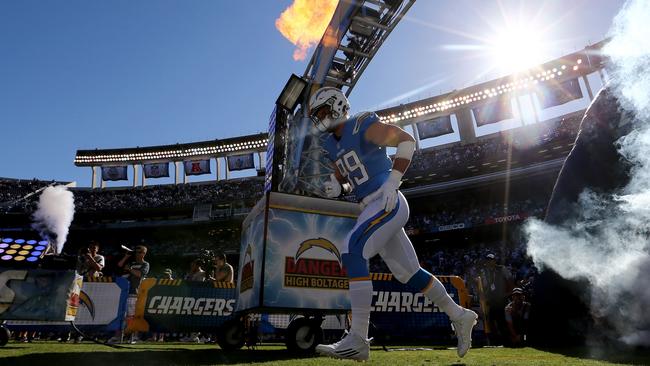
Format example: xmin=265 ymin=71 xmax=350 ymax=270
xmin=0 ymin=178 xmax=70 ymax=212
xmin=404 ymin=112 xmax=582 ymax=185
xmin=1 ymin=110 xmax=581 ymax=215
xmin=0 ymin=111 xmax=569 ymax=297
xmin=72 ymin=177 xmax=264 ymax=212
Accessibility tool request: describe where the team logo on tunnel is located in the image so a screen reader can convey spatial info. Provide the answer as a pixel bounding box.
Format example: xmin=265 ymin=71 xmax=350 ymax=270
xmin=240 ymin=244 xmax=254 ymax=293
xmin=284 ymin=238 xmax=348 ymax=290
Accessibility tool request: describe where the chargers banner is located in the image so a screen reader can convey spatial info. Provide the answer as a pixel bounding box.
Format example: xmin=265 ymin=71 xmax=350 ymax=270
xmin=184 ymin=160 xmax=211 ymax=176
xmin=143 ymin=163 xmax=169 ymax=178
xmin=5 ymin=276 xmax=129 ymax=332
xmin=263 ymin=193 xmax=357 ymax=310
xmin=249 ymin=274 xmax=469 ymax=341
xmin=0 ymin=268 xmax=82 ymax=321
xmin=101 ymin=166 xmax=128 ymax=181
xmin=129 ymin=278 xmax=236 ymax=333
xmin=237 ymin=192 xmax=359 ymax=312
xmin=228 ymin=153 xmax=255 ymax=171
xmin=370 ymin=273 xmax=470 ymax=340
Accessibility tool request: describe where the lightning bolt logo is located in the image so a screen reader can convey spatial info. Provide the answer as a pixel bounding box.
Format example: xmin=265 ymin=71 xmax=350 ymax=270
xmin=244 ymin=244 xmax=252 ymax=262
xmin=79 ymin=290 xmax=95 ymax=320
xmin=363 ymin=211 xmax=391 ymax=234
xmin=295 ymin=238 xmax=341 ymax=263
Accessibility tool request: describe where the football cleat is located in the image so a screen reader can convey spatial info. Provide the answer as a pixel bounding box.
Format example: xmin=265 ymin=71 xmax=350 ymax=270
xmin=316 ymin=331 xmax=370 ymax=361
xmin=452 ymin=308 xmax=478 ymax=358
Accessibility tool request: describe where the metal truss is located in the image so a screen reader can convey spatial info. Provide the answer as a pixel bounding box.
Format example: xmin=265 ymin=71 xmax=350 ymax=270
xmin=303 ymin=0 xmax=416 ymax=96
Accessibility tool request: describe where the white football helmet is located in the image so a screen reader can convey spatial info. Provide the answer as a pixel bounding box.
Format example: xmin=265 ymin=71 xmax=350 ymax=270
xmin=309 ymin=87 xmax=350 ymax=132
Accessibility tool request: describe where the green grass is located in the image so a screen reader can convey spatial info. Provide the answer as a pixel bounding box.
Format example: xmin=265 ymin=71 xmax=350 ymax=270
xmin=1 ymin=342 xmax=649 ymax=366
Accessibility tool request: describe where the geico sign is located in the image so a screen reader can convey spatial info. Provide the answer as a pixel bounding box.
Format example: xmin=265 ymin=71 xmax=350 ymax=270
xmin=438 ymin=223 xmax=465 ymax=232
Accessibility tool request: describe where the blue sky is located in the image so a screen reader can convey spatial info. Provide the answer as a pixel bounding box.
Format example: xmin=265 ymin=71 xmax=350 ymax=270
xmin=0 ymin=0 xmax=625 ymax=187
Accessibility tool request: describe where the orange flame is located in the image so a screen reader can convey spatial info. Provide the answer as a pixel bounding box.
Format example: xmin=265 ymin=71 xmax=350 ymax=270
xmin=275 ymin=0 xmax=338 ymax=61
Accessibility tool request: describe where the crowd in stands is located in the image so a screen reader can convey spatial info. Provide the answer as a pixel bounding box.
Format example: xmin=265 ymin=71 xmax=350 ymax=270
xmin=0 ymin=178 xmax=65 ymax=212
xmin=407 ymin=113 xmax=582 ymax=178
xmin=73 ymin=178 xmax=264 ymax=212
xmin=0 ymin=177 xmax=264 ymax=213
xmin=406 ymin=196 xmax=547 ymax=232
xmin=0 ymin=114 xmax=583 ymax=215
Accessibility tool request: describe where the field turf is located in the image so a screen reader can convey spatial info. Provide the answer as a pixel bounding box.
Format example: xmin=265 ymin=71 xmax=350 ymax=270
xmin=1 ymin=342 xmax=649 ymax=365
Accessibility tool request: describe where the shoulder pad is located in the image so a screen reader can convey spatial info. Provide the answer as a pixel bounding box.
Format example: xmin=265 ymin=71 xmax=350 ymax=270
xmin=355 ymin=112 xmax=379 ymax=123
xmin=351 ymin=112 xmax=379 ymax=134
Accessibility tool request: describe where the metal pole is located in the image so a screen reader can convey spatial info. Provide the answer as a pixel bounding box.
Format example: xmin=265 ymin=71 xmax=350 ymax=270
xmin=514 ymin=94 xmax=526 ymax=126
xmin=132 ymin=165 xmax=138 ymax=188
xmin=582 ymin=75 xmax=594 ymax=101
xmin=527 ymin=93 xmax=540 ymax=123
xmin=411 ymin=123 xmax=420 ymax=150
xmin=225 ymin=157 xmax=230 ymax=180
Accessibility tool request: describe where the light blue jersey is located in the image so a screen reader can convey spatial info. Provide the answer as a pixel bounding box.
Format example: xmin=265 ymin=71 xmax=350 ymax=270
xmin=323 ymin=112 xmax=392 ymax=200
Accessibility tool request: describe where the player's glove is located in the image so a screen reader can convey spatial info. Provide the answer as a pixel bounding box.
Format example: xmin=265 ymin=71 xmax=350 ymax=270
xmin=380 ymin=170 xmax=402 ymax=212
xmin=322 ymin=173 xmax=342 ymax=198
xmin=362 ymin=170 xmax=402 ymax=212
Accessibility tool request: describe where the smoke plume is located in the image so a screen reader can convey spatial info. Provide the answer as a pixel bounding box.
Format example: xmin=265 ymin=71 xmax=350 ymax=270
xmin=275 ymin=0 xmax=338 ymax=61
xmin=525 ymin=0 xmax=650 ymax=346
xmin=31 ymin=185 xmax=75 ymax=254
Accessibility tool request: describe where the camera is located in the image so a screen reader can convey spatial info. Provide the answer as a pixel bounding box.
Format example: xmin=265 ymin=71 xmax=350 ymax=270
xmin=196 ymin=249 xmax=216 ymax=270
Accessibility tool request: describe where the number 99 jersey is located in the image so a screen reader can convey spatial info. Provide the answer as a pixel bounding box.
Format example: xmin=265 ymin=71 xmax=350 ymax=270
xmin=323 ymin=112 xmax=392 ymax=200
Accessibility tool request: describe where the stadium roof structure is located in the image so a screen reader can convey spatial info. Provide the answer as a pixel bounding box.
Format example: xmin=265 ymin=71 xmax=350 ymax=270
xmin=74 ymin=40 xmax=608 ymax=168
xmin=376 ymin=40 xmax=609 ymax=126
xmin=74 ymin=132 xmax=267 ymax=167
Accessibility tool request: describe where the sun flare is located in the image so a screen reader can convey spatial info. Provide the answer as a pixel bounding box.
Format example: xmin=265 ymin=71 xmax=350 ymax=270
xmin=488 ymin=25 xmax=547 ymax=73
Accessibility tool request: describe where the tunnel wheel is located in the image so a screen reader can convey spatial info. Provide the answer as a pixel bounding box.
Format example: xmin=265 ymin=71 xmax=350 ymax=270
xmin=285 ymin=317 xmax=323 ymax=354
xmin=0 ymin=326 xmax=10 ymax=347
xmin=217 ymin=318 xmax=245 ymax=351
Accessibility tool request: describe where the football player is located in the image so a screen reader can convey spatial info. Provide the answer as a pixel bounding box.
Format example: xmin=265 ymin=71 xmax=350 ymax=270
xmin=310 ymin=87 xmax=478 ymax=361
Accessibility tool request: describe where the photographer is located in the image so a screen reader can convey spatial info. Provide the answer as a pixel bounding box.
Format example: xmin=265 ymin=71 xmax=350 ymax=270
xmin=504 ymin=287 xmax=531 ymax=347
xmin=118 ymin=245 xmax=150 ymax=295
xmin=76 ymin=241 xmax=105 ymax=278
xmin=211 ymin=252 xmax=233 ymax=284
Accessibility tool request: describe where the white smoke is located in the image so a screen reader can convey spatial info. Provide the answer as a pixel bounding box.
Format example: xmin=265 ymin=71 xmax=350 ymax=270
xmin=31 ymin=185 xmax=75 ymax=254
xmin=525 ymin=0 xmax=650 ymax=346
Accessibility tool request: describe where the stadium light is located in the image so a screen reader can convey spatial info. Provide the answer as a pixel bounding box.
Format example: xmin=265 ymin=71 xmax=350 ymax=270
xmin=276 ymin=74 xmax=308 ymax=112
